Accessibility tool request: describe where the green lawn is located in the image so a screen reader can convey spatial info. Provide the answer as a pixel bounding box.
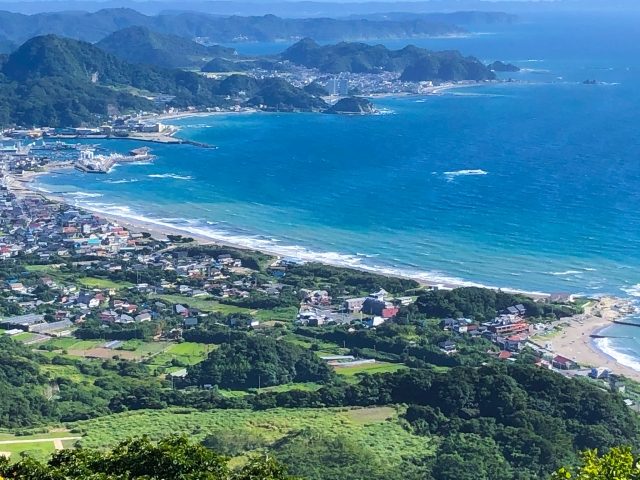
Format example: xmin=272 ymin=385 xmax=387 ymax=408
xmin=77 ymin=277 xmax=133 ymax=290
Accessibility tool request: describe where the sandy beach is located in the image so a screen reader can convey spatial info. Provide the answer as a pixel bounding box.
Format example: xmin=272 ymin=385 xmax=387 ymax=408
xmin=536 ymin=297 xmax=640 ymax=381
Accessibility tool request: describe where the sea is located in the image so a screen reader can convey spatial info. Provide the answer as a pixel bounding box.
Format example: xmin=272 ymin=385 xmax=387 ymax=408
xmin=34 ymin=11 xmax=640 ymax=368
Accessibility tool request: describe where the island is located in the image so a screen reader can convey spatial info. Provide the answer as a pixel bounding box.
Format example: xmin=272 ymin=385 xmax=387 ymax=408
xmin=324 ymin=97 xmax=377 ymax=115
xmin=488 ymin=60 xmax=521 ymax=72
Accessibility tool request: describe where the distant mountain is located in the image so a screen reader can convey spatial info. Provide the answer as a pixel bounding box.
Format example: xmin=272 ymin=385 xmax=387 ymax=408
xmin=96 ymin=26 xmax=236 ymax=69
xmin=348 ymin=11 xmax=518 ymax=25
xmin=282 ymin=39 xmax=495 ymax=82
xmin=0 ymin=35 xmax=326 ymax=127
xmin=0 ymin=9 xmax=466 ymax=45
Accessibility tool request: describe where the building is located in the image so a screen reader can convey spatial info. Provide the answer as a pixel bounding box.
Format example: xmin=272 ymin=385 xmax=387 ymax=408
xmin=0 ymin=313 xmax=45 ymax=331
xmin=552 ymin=355 xmax=578 ymax=370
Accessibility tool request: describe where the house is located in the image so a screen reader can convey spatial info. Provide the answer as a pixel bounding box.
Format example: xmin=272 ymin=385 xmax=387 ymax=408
xmin=343 ymin=297 xmax=366 ymax=313
xmin=175 ymin=304 xmax=189 ymax=317
xmin=361 ymin=297 xmax=399 ymax=318
xmin=184 ymin=317 xmax=198 ymax=328
xmin=552 ymin=355 xmax=578 ymax=370
xmin=438 ymin=340 xmax=457 ymax=353
xmin=135 ymin=312 xmax=152 ymax=322
xmin=498 ymin=351 xmax=513 ymax=361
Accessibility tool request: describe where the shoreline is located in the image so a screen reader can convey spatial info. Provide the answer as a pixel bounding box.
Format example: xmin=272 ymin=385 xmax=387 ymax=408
xmin=533 ymin=297 xmax=640 ymax=381
xmin=12 ymin=169 xmax=640 ymax=379
xmin=12 ymin=168 xmax=551 ymax=298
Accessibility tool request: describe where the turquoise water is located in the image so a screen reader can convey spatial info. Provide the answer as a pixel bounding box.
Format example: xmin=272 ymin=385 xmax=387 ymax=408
xmin=36 ymin=12 xmax=640 ymax=363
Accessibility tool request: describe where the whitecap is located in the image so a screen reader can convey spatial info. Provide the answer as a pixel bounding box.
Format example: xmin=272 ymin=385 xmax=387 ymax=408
xmin=593 ymin=337 xmax=640 ymax=372
xmin=67 ymin=192 xmax=103 ymax=198
xmin=548 ymin=270 xmax=582 ymax=276
xmin=622 ymin=284 xmax=640 ymax=297
xmin=443 ymin=169 xmax=488 ymax=181
xmin=105 ymin=179 xmax=139 ymax=184
xmin=147 ymin=174 xmax=193 ymax=180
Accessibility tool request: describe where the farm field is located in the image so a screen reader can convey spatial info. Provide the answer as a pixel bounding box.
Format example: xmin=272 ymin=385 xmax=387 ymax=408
xmin=71 ymin=407 xmax=434 ymax=467
xmin=334 ymin=362 xmax=407 ymax=377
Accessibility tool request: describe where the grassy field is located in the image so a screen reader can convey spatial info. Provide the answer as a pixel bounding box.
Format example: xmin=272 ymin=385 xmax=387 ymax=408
xmin=334 ymin=362 xmax=407 ymax=377
xmin=0 ymin=432 xmax=80 ymax=461
xmin=77 ymin=277 xmax=133 ymax=290
xmin=152 ymin=294 xmax=250 ymax=315
xmin=146 ymin=342 xmax=213 ymax=369
xmin=71 ymin=407 xmax=434 ymax=467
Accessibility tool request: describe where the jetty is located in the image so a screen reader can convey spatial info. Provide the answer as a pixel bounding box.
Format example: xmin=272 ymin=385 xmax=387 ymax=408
xmin=75 ymin=147 xmax=155 ymax=174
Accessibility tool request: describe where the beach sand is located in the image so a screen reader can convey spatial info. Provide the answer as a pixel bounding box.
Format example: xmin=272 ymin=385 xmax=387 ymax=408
xmin=537 ymin=297 xmax=640 ymax=381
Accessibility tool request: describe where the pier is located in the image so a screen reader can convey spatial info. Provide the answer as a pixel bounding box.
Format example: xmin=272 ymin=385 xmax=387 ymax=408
xmin=611 ymin=320 xmax=640 ymax=328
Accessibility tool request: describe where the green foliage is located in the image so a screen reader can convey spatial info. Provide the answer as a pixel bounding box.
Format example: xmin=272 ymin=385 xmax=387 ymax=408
xmin=0 ymin=336 xmax=57 ymax=428
xmin=552 ymin=447 xmax=640 ymax=480
xmin=415 ymin=287 xmax=575 ymax=321
xmin=271 ymin=428 xmax=420 ymax=480
xmin=97 ymin=26 xmax=235 ymax=69
xmin=281 ymin=262 xmax=419 ymax=296
xmin=282 ymin=38 xmax=495 ymax=81
xmin=0 ymin=35 xmax=326 ymax=127
xmin=0 ymin=435 xmax=295 ymax=479
xmin=187 ymin=336 xmax=334 ymax=389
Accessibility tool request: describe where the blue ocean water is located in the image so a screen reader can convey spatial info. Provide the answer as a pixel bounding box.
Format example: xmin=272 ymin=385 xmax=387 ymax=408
xmin=36 ymin=11 xmax=640 ymax=364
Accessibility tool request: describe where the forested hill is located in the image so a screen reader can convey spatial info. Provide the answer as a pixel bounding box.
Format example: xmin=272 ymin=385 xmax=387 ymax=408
xmin=282 ymin=38 xmax=495 ymax=81
xmin=96 ymin=26 xmax=236 ymax=69
xmin=0 ymin=35 xmax=326 ymax=126
xmin=0 ymin=8 xmax=466 ymax=45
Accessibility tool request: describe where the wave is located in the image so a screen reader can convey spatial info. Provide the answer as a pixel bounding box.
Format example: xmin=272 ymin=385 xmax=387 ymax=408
xmin=148 ymin=173 xmax=193 ymax=180
xmin=622 ymin=284 xmax=640 ymax=298
xmin=548 ymin=270 xmax=582 ymax=276
xmin=65 ymin=199 xmax=549 ymax=297
xmin=66 ymin=192 xmax=103 ymax=198
xmin=443 ymin=169 xmax=488 ymax=181
xmin=593 ymin=337 xmax=640 ymax=372
xmin=104 ymin=179 xmax=139 ymax=184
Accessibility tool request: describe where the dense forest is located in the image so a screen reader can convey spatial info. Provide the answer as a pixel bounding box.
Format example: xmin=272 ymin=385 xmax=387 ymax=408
xmin=281 ymin=38 xmax=495 ymax=81
xmin=0 ymin=35 xmax=326 ymax=126
xmin=96 ymin=26 xmax=236 ymax=69
xmin=186 ymin=336 xmax=334 ymax=389
xmin=415 ymin=286 xmax=577 ymax=320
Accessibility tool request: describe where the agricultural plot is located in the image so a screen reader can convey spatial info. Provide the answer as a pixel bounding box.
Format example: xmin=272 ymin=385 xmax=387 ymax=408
xmin=71 ymin=407 xmax=434 ymax=467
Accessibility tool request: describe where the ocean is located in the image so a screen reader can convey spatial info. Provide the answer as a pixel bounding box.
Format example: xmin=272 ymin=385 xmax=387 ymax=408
xmin=35 ymin=11 xmax=640 ymax=365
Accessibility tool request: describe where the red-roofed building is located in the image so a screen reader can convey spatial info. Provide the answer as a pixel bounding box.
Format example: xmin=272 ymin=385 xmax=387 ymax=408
xmin=552 ymin=355 xmax=578 ymax=370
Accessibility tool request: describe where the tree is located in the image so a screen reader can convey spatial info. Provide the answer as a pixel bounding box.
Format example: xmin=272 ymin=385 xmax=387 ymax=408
xmin=0 ymin=435 xmax=296 ymax=480
xmin=552 ymin=447 xmax=640 ymax=480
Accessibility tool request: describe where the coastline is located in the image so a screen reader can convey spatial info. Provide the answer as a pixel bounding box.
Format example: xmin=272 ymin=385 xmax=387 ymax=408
xmin=11 ymin=169 xmax=640 ymax=379
xmin=533 ymin=297 xmax=640 ymax=381
xmin=11 ymin=166 xmax=550 ymax=298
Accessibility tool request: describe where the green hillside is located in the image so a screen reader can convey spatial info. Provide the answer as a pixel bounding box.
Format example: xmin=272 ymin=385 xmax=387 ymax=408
xmin=97 ymin=26 xmax=236 ymax=69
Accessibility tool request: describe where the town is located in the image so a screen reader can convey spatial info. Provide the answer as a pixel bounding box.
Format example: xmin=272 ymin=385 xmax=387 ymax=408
xmin=0 ymin=171 xmax=633 ymax=408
